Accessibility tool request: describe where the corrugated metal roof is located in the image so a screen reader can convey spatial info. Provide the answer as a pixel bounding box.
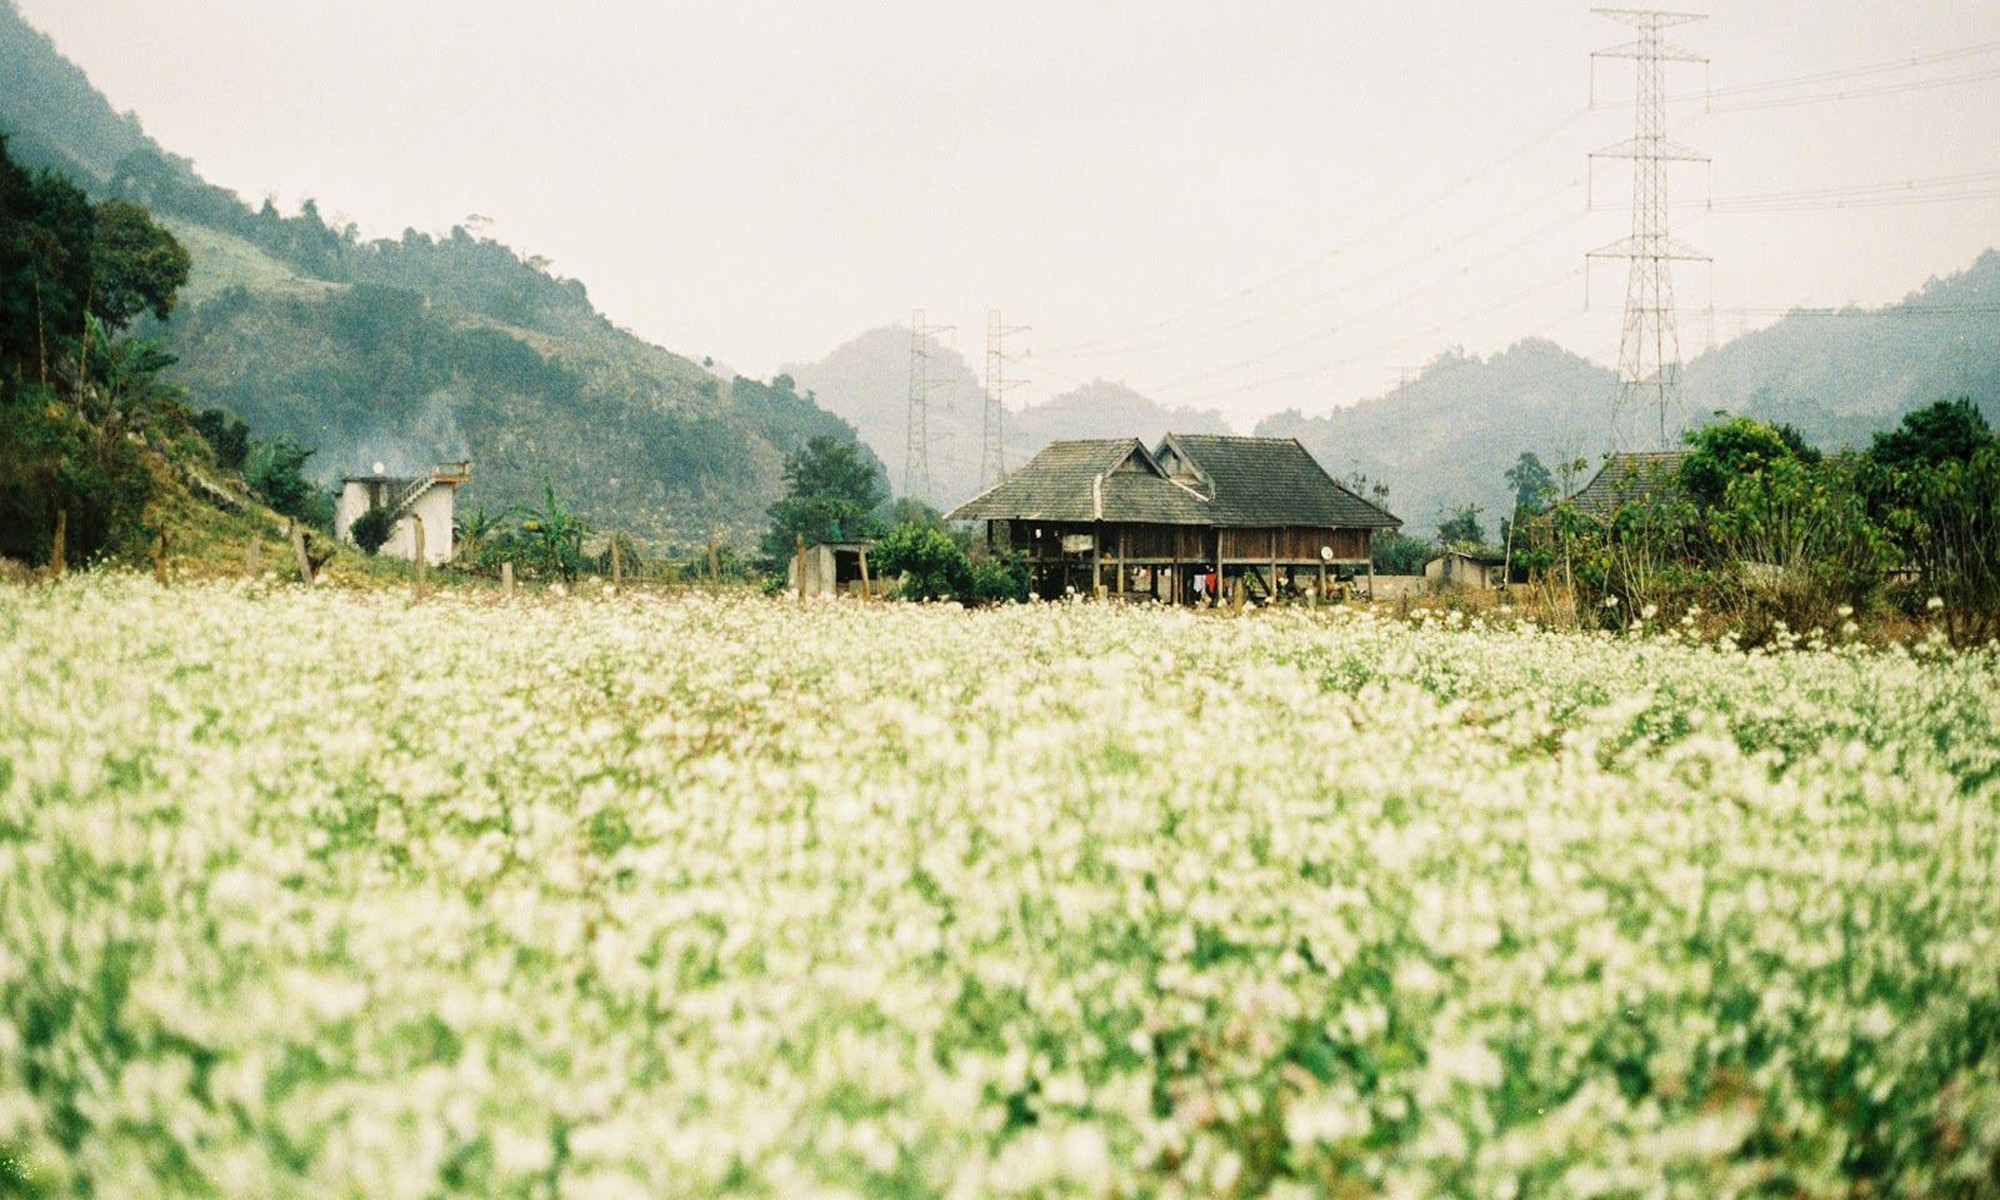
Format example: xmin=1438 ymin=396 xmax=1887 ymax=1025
xmin=1563 ymin=451 xmax=1691 ymax=520
xmin=947 ymin=434 xmax=1402 ymax=529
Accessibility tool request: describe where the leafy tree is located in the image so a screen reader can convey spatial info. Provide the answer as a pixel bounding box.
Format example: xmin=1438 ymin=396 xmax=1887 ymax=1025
xmin=348 ymin=506 xmax=397 ymax=556
xmin=1867 ymin=397 xmax=1993 ymax=471
xmin=1704 ymin=454 xmax=1892 ymax=635
xmin=244 ymin=436 xmax=332 ymax=529
xmin=88 ymin=198 xmax=190 ymax=328
xmin=1680 ymin=417 xmax=1808 ymax=509
xmin=759 ymin=435 xmax=887 ymax=566
xmin=191 ymin=408 xmax=250 ymax=470
xmin=0 ymin=137 xmax=191 ymax=564
xmin=1504 ymin=452 xmax=1555 ymax=513
xmin=873 ymin=523 xmax=972 ymax=602
xmin=1437 ymin=504 xmax=1484 ymax=547
xmin=1371 ymin=532 xmax=1433 ymax=575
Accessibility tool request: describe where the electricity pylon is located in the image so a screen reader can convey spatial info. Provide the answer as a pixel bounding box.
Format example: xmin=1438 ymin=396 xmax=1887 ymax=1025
xmin=981 ymin=309 xmax=1030 ymax=489
xmin=904 ymin=309 xmax=954 ymax=503
xmin=1587 ymin=8 xmax=1709 ymax=449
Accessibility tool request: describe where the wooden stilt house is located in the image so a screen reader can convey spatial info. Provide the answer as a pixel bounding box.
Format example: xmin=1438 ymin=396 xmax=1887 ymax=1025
xmin=947 ymin=434 xmax=1401 ymax=603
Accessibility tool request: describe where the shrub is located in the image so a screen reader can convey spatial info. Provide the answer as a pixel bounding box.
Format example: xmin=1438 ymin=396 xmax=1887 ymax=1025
xmin=873 ymin=523 xmax=972 ymax=602
xmin=968 ymin=553 xmax=1029 ymax=605
xmin=348 ymin=507 xmax=397 ymax=556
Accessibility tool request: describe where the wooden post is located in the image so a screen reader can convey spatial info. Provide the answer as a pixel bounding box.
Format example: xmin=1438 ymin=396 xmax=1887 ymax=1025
xmin=243 ymin=535 xmax=262 ymax=576
xmin=1211 ymin=530 xmax=1221 ymax=609
xmin=412 ymin=517 xmax=427 ymax=596
xmin=1092 ymin=525 xmax=1104 ymax=601
xmin=858 ymin=547 xmax=872 ymax=602
xmin=796 ymin=531 xmax=807 ymax=601
xmin=152 ymin=530 xmax=168 ymax=586
xmin=1318 ymin=560 xmax=1328 ymax=603
xmin=50 ymin=509 xmax=66 ymax=576
xmin=1172 ymin=531 xmax=1183 ymax=607
xmin=1270 ymin=529 xmax=1280 ymax=604
xmin=1366 ymin=531 xmax=1377 ymax=602
xmin=1115 ymin=527 xmax=1126 ymax=596
xmin=610 ymin=534 xmax=623 ymax=587
xmin=290 ymin=520 xmax=314 ymax=585
xmin=707 ymin=536 xmax=721 ymax=588
xmin=501 ymin=560 xmax=515 ymax=596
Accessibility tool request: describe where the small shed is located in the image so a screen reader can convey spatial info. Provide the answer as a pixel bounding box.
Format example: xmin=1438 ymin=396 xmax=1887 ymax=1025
xmin=787 ymin=540 xmax=876 ymax=599
xmin=1424 ymin=548 xmax=1507 ymax=589
xmin=334 ymin=461 xmax=470 ymax=564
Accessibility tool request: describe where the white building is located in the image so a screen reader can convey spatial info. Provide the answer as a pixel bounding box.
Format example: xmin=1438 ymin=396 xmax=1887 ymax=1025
xmin=334 ymin=462 xmax=470 ymax=564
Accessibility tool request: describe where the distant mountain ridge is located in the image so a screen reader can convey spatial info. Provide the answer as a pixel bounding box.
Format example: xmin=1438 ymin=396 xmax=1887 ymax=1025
xmin=784 ymin=327 xmax=1233 ymax=510
xmin=1259 ymin=251 xmax=2000 ymax=534
xmin=0 ymin=0 xmax=872 ymax=546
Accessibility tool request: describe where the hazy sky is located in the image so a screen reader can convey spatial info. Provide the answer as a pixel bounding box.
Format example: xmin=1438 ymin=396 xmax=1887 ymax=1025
xmin=20 ymin=0 xmax=2000 ymax=424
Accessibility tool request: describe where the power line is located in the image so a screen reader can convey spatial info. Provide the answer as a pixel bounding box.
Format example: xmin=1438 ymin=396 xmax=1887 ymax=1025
xmin=1038 ymin=37 xmax=1998 ymax=364
xmin=1146 ymin=207 xmax=1586 ymax=393
xmin=1037 ymin=177 xmax=1586 ymax=364
xmin=1037 ymin=110 xmax=1593 ymax=357
xmin=1168 ymin=268 xmax=1588 ymax=408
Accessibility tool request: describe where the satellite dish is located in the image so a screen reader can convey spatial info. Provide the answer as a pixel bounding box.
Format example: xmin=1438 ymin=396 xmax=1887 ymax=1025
xmin=1319 ymin=546 xmax=1334 ymax=562
xmin=372 ymin=462 xmax=386 ymax=476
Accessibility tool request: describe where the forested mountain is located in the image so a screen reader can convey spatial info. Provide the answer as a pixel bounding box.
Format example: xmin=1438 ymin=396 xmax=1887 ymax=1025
xmin=1258 ymin=253 xmax=2000 ymax=537
xmin=0 ymin=0 xmax=874 ymax=545
xmin=784 ymin=327 xmax=1232 ymax=510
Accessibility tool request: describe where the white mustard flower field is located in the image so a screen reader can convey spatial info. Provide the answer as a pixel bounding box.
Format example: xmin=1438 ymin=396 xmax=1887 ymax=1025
xmin=2 ymin=577 xmax=1999 ymax=1199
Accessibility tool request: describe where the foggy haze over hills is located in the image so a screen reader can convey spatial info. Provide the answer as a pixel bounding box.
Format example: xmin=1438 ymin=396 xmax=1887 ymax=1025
xmin=13 ymin=0 xmax=2000 ymax=427
xmin=4 ymin=0 xmax=1998 ymax=542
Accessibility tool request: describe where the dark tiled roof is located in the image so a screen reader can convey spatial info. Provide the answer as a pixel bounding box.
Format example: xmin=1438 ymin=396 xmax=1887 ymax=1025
xmin=1563 ymin=451 xmax=1691 ymax=520
xmin=947 ymin=434 xmax=1403 ymax=529
xmin=948 ymin=439 xmax=1213 ymax=524
xmin=1158 ymin=434 xmax=1402 ymax=529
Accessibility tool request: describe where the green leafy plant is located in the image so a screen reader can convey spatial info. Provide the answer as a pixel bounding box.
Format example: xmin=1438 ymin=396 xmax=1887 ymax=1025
xmin=873 ymin=523 xmax=972 ymax=602
xmin=348 ymin=506 xmax=397 ymax=556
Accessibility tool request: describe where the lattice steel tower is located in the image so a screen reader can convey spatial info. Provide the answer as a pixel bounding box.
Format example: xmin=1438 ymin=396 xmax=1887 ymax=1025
xmin=981 ymin=310 xmax=1030 ymax=489
xmin=1587 ymin=8 xmax=1709 ymax=449
xmin=903 ymin=310 xmax=954 ymax=502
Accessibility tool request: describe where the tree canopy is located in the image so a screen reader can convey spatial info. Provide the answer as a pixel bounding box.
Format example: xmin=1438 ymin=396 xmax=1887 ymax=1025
xmin=1505 ymin=452 xmax=1555 ymax=513
xmin=759 ymin=435 xmax=887 ymax=566
xmin=1867 ymin=398 xmax=1993 ymax=472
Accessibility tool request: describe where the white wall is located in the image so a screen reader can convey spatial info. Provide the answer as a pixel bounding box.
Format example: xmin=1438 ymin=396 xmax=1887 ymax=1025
xmin=334 ymin=480 xmax=456 ymax=564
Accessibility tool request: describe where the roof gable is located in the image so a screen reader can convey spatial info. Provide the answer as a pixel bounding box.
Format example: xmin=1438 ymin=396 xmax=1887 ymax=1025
xmin=1155 ymin=434 xmax=1402 ymax=529
xmin=947 ymin=439 xmax=1212 ymax=524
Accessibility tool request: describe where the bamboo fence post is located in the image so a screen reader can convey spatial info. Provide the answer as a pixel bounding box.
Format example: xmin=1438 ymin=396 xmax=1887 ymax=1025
xmin=795 ymin=532 xmax=807 ymax=602
xmin=290 ymin=520 xmax=314 ymax=584
xmin=707 ymin=536 xmax=720 ymax=589
xmin=858 ymin=547 xmax=872 ymax=602
xmin=243 ymin=535 xmax=262 ymax=576
xmin=50 ymin=509 xmax=66 ymax=576
xmin=610 ymin=534 xmax=623 ymax=587
xmin=502 ymin=561 xmax=515 ymax=596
